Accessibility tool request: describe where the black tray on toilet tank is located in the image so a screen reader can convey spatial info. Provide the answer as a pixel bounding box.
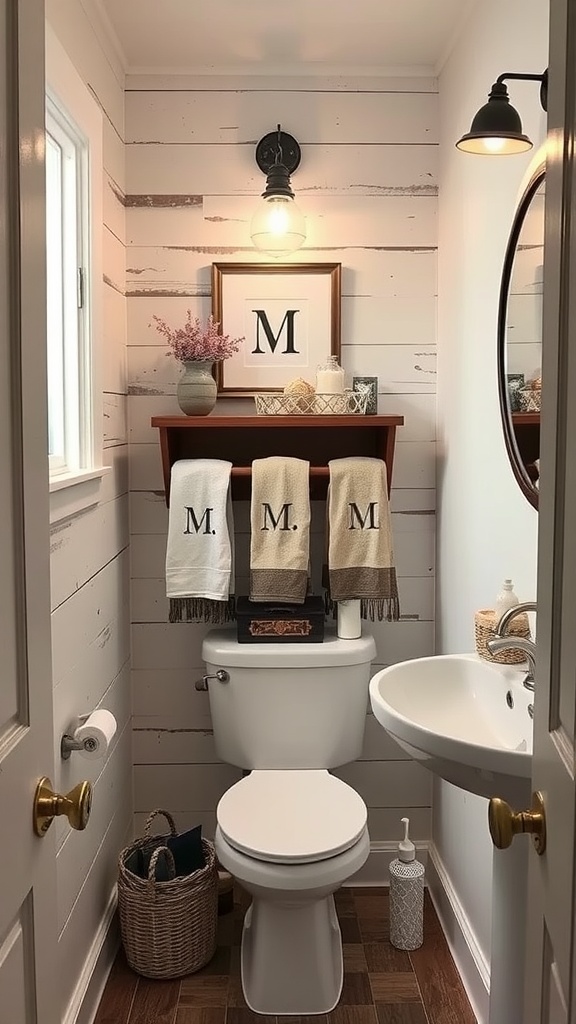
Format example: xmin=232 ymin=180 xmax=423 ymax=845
xmin=235 ymin=596 xmax=325 ymax=643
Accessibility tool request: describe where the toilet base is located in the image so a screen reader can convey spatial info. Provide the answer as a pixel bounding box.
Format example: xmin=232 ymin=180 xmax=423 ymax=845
xmin=214 ymin=824 xmax=370 ymax=1015
xmin=241 ymin=893 xmax=343 ymax=1015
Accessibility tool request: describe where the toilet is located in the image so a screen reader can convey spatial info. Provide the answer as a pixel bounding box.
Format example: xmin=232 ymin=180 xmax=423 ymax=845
xmin=201 ymin=628 xmax=376 ymax=1016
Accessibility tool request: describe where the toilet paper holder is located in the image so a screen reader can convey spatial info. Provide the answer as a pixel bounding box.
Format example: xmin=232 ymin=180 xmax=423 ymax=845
xmin=61 ymin=715 xmax=95 ymax=759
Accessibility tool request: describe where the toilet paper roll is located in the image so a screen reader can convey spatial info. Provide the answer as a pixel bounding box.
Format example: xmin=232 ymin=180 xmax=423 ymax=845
xmin=337 ymin=599 xmax=362 ymax=640
xmin=74 ymin=709 xmax=117 ymax=760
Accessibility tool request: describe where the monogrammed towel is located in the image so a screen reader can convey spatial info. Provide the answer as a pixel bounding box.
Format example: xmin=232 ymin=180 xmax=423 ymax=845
xmin=250 ymin=457 xmax=310 ymax=603
xmin=166 ymin=459 xmax=235 ymax=623
xmin=326 ymin=457 xmax=399 ymax=621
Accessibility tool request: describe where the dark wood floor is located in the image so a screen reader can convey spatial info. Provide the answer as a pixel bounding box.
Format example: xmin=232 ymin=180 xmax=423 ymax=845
xmin=95 ymin=887 xmax=476 ymax=1024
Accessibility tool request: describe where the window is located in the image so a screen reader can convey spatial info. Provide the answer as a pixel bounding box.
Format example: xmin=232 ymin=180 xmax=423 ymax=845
xmin=46 ymin=99 xmax=89 ymax=477
xmin=46 ymin=25 xmax=106 ymax=524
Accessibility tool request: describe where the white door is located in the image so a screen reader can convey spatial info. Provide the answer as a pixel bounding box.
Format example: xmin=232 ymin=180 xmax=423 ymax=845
xmin=0 ymin=1 xmax=59 ymax=1022
xmin=524 ymin=0 xmax=576 ymax=1019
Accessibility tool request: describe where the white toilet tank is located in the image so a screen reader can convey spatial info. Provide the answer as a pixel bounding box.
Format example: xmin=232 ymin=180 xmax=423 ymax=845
xmin=202 ymin=629 xmax=376 ymax=770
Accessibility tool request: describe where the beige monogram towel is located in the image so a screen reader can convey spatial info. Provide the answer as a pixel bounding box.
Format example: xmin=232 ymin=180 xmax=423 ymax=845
xmin=326 ymin=457 xmax=399 ymax=621
xmin=250 ymin=457 xmax=310 ymax=603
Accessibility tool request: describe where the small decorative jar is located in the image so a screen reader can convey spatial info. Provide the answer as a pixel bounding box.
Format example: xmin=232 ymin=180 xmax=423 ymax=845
xmin=316 ymin=355 xmax=345 ymax=395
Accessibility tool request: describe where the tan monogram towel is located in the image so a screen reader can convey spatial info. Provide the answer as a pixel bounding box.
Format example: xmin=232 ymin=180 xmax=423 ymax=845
xmin=326 ymin=457 xmax=399 ymax=621
xmin=250 ymin=457 xmax=310 ymax=604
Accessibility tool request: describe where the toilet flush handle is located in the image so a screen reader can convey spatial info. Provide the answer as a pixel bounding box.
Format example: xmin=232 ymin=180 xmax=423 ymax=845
xmin=194 ymin=669 xmax=230 ymax=691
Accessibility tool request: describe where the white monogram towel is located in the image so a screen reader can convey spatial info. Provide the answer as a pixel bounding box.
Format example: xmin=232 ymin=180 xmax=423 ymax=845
xmin=166 ymin=459 xmax=235 ymax=623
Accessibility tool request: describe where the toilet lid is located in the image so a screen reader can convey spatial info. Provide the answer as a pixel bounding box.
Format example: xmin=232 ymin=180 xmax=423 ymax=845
xmin=217 ymin=770 xmax=367 ymax=864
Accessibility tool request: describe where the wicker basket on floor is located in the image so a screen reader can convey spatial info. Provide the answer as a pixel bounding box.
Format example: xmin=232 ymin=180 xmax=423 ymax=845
xmin=118 ymin=810 xmax=218 ymax=979
xmin=474 ymin=609 xmax=531 ymax=665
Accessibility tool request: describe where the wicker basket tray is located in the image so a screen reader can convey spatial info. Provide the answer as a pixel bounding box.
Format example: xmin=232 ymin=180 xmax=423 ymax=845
xmin=254 ymin=390 xmax=368 ymax=415
xmin=118 ymin=810 xmax=218 ymax=979
xmin=519 ymin=386 xmax=542 ymax=413
xmin=474 ymin=609 xmax=531 ymax=664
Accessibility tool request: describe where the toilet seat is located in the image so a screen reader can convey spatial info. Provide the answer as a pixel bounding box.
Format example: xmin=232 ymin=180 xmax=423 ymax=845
xmin=216 ymin=769 xmax=367 ymax=864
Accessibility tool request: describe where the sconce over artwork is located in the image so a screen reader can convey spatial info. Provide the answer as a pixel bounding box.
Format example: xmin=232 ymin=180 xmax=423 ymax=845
xmin=250 ymin=125 xmax=306 ymax=257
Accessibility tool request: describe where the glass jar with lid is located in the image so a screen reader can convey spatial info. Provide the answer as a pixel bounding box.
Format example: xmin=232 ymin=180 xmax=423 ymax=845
xmin=316 ymin=355 xmax=345 ymax=394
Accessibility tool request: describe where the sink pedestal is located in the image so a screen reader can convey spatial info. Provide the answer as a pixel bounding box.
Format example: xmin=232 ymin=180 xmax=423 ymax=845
xmin=489 ymin=842 xmax=528 ymax=1024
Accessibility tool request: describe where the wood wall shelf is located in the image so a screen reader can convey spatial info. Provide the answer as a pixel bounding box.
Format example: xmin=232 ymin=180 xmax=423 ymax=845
xmin=511 ymin=411 xmax=540 ymax=481
xmin=151 ymin=415 xmax=404 ymax=504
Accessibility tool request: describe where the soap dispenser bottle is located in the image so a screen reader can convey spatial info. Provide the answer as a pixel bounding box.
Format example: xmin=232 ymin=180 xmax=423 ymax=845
xmin=494 ymin=579 xmax=519 ymax=622
xmin=389 ymin=817 xmax=424 ymax=950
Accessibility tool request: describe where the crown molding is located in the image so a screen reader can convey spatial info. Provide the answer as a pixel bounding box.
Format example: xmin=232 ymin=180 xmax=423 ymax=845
xmin=125 ymin=61 xmax=437 ymax=78
xmin=79 ymin=0 xmax=128 ymax=78
xmin=434 ymin=0 xmax=480 ymax=76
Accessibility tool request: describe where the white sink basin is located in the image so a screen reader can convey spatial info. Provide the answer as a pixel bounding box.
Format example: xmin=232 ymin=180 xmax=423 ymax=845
xmin=369 ymin=655 xmax=533 ymax=803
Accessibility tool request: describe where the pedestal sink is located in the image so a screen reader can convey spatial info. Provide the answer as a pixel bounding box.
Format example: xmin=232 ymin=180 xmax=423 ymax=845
xmin=369 ymin=654 xmax=533 ymax=805
xmin=369 ymin=654 xmax=534 ymax=1024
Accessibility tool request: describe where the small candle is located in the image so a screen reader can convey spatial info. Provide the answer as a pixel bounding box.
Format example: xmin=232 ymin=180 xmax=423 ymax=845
xmin=337 ymin=600 xmax=361 ymax=639
xmin=316 ymin=356 xmax=345 ymax=394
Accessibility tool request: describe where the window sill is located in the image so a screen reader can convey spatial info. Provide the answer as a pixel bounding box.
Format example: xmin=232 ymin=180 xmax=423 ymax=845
xmin=49 ymin=466 xmax=111 ymax=526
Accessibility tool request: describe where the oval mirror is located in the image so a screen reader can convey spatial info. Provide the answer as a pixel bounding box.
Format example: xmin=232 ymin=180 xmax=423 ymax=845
xmin=497 ymin=167 xmax=545 ymax=509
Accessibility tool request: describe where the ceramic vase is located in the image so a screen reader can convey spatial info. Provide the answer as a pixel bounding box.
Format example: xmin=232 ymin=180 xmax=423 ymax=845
xmin=177 ymin=360 xmax=217 ymax=416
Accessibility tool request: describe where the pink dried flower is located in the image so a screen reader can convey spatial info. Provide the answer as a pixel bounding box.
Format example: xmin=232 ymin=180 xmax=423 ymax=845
xmin=152 ymin=311 xmax=244 ymax=363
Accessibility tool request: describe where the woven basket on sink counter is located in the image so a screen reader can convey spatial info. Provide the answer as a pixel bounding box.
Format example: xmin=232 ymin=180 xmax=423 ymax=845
xmin=474 ymin=609 xmax=531 ymax=665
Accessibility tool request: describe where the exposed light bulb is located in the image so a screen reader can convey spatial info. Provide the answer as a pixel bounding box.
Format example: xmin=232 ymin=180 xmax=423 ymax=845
xmin=483 ymin=136 xmax=507 ymax=152
xmin=250 ymin=195 xmax=306 ymax=257
xmin=266 ymin=201 xmax=292 ymax=235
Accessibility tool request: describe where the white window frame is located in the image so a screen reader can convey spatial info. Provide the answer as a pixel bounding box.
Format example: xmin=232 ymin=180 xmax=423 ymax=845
xmin=46 ymin=25 xmax=108 ymax=525
xmin=45 ymin=103 xmax=86 ymax=477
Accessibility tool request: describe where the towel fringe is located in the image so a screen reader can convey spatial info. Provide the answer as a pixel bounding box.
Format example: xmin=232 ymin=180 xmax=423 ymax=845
xmin=324 ymin=591 xmax=400 ymax=622
xmin=360 ymin=596 xmax=400 ymax=623
xmin=169 ymin=596 xmax=236 ymax=624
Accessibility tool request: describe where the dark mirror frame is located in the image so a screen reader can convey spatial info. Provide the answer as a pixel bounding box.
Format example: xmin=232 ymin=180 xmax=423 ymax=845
xmin=497 ymin=167 xmax=545 ymax=511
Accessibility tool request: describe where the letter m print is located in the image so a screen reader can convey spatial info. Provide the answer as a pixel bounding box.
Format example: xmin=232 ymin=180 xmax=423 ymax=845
xmin=348 ymin=502 xmax=380 ymax=530
xmin=183 ymin=506 xmax=215 ymax=535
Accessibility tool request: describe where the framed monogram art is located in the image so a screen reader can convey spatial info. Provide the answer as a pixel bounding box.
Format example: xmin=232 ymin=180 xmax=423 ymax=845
xmin=211 ymin=262 xmax=341 ymax=395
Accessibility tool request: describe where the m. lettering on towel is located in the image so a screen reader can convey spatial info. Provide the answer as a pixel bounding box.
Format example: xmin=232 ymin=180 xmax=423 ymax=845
xmin=250 ymin=458 xmax=310 ymax=603
xmin=165 ymin=460 xmax=235 ymax=623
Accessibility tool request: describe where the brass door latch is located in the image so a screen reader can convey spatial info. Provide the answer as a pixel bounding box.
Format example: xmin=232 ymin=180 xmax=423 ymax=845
xmin=489 ymin=790 xmax=546 ymax=855
xmin=33 ymin=776 xmax=92 ymax=836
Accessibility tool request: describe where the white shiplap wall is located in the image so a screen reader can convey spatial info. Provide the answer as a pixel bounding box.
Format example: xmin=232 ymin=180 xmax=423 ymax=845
xmin=125 ymin=75 xmax=437 ymax=848
xmin=45 ymin=3 xmax=130 ymax=1020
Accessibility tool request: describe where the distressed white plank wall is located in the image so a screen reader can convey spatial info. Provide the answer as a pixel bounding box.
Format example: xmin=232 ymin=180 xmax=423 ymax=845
xmin=45 ymin=4 xmax=130 ymax=1020
xmin=125 ymin=75 xmax=437 ymax=849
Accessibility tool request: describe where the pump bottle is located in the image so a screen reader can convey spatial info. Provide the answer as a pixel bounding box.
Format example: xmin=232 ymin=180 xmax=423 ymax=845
xmin=494 ymin=579 xmax=519 ymax=623
xmin=389 ymin=817 xmax=424 ymax=950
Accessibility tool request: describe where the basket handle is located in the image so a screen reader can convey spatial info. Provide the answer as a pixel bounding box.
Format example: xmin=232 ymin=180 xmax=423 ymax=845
xmin=143 ymin=809 xmax=178 ymax=838
xmin=147 ymin=846 xmax=176 ymax=886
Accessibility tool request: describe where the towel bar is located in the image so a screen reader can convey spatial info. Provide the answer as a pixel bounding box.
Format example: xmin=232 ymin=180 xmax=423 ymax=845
xmin=151 ymin=414 xmax=404 ymax=506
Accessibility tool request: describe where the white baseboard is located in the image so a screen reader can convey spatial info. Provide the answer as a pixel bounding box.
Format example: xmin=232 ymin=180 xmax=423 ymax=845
xmin=62 ymin=888 xmax=119 ymax=1024
xmin=60 ymin=842 xmax=489 ymax=1024
xmin=346 ymin=840 xmax=429 ymax=887
xmin=427 ymin=843 xmax=490 ymax=1024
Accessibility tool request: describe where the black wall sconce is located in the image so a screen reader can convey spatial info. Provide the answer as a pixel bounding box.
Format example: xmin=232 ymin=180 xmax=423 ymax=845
xmin=456 ymin=69 xmax=548 ymax=155
xmin=250 ymin=124 xmax=306 ymax=256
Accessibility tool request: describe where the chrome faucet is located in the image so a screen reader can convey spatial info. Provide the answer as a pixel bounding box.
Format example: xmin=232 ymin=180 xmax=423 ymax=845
xmin=486 ymin=602 xmax=537 ymax=691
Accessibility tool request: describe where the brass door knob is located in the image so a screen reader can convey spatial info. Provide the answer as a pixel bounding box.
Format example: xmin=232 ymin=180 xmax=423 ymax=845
xmin=488 ymin=790 xmax=546 ymax=855
xmin=33 ymin=776 xmax=92 ymax=836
